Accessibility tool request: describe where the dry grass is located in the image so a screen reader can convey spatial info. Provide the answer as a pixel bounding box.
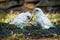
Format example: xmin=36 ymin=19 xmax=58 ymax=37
xmin=0 ymin=11 xmax=60 ymax=40
xmin=0 ymin=34 xmax=60 ymax=40
xmin=0 ymin=11 xmax=60 ymax=25
xmin=0 ymin=10 xmax=19 ymax=23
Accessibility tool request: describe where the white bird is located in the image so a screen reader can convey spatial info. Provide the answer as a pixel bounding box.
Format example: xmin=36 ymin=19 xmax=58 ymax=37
xmin=34 ymin=8 xmax=60 ymax=34
xmin=10 ymin=12 xmax=32 ymax=29
xmin=34 ymin=8 xmax=55 ymax=29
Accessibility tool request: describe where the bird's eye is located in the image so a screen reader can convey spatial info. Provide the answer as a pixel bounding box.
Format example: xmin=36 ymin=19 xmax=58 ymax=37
xmin=36 ymin=10 xmax=39 ymax=12
xmin=27 ymin=16 xmax=30 ymax=19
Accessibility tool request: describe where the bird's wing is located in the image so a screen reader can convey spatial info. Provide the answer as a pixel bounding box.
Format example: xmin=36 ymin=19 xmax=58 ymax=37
xmin=41 ymin=14 xmax=55 ymax=27
xmin=15 ymin=13 xmax=24 ymax=19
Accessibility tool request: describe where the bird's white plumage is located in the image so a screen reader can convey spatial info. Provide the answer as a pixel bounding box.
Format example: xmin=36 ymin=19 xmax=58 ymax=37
xmin=10 ymin=12 xmax=32 ymax=29
xmin=34 ymin=8 xmax=55 ymax=29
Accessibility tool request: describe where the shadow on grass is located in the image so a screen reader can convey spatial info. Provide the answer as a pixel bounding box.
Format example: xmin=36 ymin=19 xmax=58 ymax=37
xmin=24 ymin=24 xmax=60 ymax=38
xmin=0 ymin=22 xmax=60 ymax=38
xmin=0 ymin=22 xmax=22 ymax=38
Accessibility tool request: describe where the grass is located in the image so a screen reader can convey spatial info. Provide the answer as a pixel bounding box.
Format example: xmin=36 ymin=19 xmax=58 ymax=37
xmin=0 ymin=10 xmax=19 ymax=23
xmin=0 ymin=11 xmax=60 ymax=40
xmin=0 ymin=11 xmax=60 ymax=24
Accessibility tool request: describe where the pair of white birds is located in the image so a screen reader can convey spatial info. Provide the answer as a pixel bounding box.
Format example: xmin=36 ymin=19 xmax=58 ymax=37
xmin=10 ymin=8 xmax=58 ymax=34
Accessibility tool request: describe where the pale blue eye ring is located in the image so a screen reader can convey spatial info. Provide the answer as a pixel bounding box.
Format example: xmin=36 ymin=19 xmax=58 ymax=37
xmin=36 ymin=10 xmax=39 ymax=12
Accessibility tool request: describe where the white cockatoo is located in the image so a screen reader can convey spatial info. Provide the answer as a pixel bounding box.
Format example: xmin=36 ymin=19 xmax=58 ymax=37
xmin=10 ymin=12 xmax=32 ymax=29
xmin=34 ymin=8 xmax=55 ymax=29
xmin=34 ymin=8 xmax=60 ymax=34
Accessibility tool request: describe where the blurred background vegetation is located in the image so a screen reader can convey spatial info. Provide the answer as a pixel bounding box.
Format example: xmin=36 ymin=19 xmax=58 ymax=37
xmin=0 ymin=0 xmax=60 ymax=40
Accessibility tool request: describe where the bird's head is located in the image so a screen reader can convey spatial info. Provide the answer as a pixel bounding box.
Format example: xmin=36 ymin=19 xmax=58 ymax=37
xmin=33 ymin=8 xmax=44 ymax=15
xmin=24 ymin=12 xmax=33 ymax=22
